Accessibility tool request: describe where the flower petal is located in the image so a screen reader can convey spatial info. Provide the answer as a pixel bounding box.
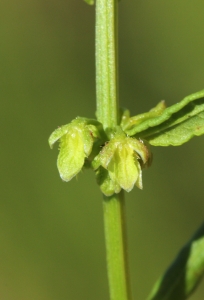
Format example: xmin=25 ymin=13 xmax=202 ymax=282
xmin=108 ymin=144 xmax=139 ymax=192
xmin=57 ymin=129 xmax=85 ymax=181
xmin=48 ymin=124 xmax=71 ymax=149
xmin=135 ymin=160 xmax=143 ymax=189
xmin=128 ymin=137 xmax=150 ymax=164
xmin=82 ymin=127 xmax=94 ymax=157
xmin=99 ymin=141 xmax=115 ymax=169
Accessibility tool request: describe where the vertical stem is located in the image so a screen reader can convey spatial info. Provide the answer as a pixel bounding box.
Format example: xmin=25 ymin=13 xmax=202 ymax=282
xmin=103 ymin=192 xmax=132 ymax=300
xmin=95 ymin=0 xmax=118 ymax=129
xmin=95 ymin=0 xmax=132 ymax=299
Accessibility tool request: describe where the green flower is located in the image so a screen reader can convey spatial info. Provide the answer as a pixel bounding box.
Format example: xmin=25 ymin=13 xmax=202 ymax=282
xmin=93 ymin=130 xmax=151 ymax=195
xmin=49 ymin=118 xmax=99 ymax=181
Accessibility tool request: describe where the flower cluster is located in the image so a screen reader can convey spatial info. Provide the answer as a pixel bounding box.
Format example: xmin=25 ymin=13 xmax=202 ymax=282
xmin=49 ymin=119 xmax=152 ymax=196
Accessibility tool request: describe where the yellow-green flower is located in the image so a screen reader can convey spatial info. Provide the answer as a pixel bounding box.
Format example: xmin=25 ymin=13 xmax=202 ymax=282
xmin=93 ymin=131 xmax=151 ymax=195
xmin=49 ymin=118 xmax=98 ymax=181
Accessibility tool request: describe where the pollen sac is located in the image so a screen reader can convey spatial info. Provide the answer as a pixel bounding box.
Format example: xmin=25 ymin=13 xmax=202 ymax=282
xmin=93 ymin=130 xmax=151 ymax=195
xmin=49 ymin=118 xmax=99 ymax=182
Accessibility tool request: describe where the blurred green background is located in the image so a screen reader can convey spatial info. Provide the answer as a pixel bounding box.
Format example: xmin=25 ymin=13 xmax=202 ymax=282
xmin=1 ymin=0 xmax=204 ymax=299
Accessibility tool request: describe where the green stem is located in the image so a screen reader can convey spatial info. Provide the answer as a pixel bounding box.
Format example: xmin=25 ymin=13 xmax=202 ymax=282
xmin=103 ymin=192 xmax=132 ymax=300
xmin=95 ymin=0 xmax=131 ymax=299
xmin=95 ymin=0 xmax=119 ymax=129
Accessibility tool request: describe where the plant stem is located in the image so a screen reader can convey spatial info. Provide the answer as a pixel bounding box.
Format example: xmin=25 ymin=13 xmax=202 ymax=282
xmin=95 ymin=0 xmax=118 ymax=129
xmin=95 ymin=0 xmax=132 ymax=299
xmin=103 ymin=192 xmax=132 ymax=300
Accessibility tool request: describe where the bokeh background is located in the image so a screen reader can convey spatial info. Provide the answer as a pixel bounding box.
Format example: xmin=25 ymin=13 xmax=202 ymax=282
xmin=1 ymin=0 xmax=204 ymax=299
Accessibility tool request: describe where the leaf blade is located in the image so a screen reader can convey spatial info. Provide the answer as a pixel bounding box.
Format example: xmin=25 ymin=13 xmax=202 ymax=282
xmin=125 ymin=90 xmax=204 ymax=138
xmin=147 ymin=223 xmax=204 ymax=300
xmin=145 ymin=110 xmax=204 ymax=146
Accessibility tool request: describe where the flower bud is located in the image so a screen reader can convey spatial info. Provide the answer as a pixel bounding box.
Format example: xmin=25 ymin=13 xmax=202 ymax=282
xmin=95 ymin=167 xmax=121 ymax=196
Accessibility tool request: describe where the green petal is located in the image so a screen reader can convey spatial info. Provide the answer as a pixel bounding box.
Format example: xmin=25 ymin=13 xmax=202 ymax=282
xmin=57 ymin=129 xmax=85 ymax=181
xmin=99 ymin=141 xmax=115 ymax=168
xmin=135 ymin=161 xmax=143 ymax=189
xmin=82 ymin=127 xmax=94 ymax=157
xmin=48 ymin=124 xmax=71 ymax=148
xmin=128 ymin=137 xmax=150 ymax=164
xmin=108 ymin=144 xmax=139 ymax=192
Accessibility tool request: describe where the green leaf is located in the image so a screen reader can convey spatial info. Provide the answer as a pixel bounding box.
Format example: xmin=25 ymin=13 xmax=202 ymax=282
xmin=121 ymin=101 xmax=166 ymax=131
xmin=147 ymin=222 xmax=204 ymax=300
xmin=145 ymin=110 xmax=204 ymax=146
xmin=124 ymin=90 xmax=204 ymax=146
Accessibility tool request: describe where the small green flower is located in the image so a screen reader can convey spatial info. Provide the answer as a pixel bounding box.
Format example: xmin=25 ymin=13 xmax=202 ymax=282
xmin=93 ymin=129 xmax=151 ymax=195
xmin=49 ymin=118 xmax=99 ymax=182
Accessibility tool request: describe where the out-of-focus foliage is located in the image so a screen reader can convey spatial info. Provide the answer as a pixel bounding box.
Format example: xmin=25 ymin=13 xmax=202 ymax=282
xmin=147 ymin=222 xmax=204 ymax=300
xmin=0 ymin=0 xmax=203 ymax=299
